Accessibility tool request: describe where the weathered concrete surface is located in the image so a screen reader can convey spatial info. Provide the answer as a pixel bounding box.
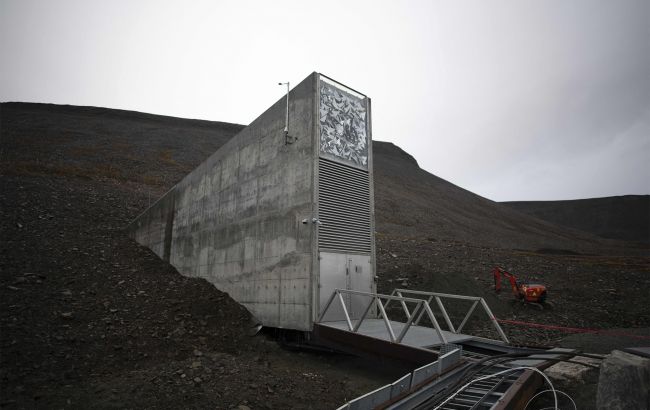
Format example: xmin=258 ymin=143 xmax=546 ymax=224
xmin=596 ymin=349 xmax=650 ymax=410
xmin=129 ymin=73 xmax=317 ymax=330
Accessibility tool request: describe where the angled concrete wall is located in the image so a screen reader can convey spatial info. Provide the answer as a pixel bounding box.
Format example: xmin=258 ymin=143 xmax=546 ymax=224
xmin=130 ymin=73 xmax=318 ymax=330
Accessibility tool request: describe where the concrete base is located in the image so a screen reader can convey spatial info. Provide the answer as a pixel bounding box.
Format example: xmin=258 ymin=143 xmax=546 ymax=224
xmin=597 ymin=350 xmax=650 ymax=410
xmin=545 ymin=355 xmax=601 ymax=385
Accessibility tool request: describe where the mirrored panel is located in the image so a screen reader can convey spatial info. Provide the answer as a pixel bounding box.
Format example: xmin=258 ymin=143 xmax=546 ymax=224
xmin=319 ymin=76 xmax=368 ymax=169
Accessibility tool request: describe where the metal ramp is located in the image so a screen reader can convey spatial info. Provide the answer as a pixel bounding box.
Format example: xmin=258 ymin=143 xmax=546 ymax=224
xmin=314 ymin=289 xmax=564 ymax=410
xmin=316 ymin=288 xmax=509 ymax=350
xmin=319 ymin=319 xmax=475 ymax=349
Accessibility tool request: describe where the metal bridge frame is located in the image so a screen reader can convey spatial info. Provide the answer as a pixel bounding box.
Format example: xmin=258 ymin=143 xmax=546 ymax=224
xmin=386 ymin=289 xmax=509 ymax=344
xmin=317 ymin=288 xmax=509 ymax=346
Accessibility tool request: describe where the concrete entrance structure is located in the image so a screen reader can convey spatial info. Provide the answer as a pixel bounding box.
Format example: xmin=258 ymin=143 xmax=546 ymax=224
xmin=129 ymin=72 xmax=376 ymax=331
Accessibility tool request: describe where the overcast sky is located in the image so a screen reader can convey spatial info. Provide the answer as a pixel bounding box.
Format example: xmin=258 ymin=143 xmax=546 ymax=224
xmin=1 ymin=0 xmax=648 ymax=201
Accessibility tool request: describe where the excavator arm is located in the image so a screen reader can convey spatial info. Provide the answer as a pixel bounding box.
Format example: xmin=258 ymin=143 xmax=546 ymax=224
xmin=493 ymin=266 xmax=547 ymax=304
xmin=493 ymin=266 xmax=520 ymax=298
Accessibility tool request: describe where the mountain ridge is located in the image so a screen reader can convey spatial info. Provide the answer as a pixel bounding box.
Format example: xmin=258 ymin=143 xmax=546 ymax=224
xmin=503 ymin=195 xmax=650 ymax=243
xmin=1 ymin=102 xmax=643 ymax=254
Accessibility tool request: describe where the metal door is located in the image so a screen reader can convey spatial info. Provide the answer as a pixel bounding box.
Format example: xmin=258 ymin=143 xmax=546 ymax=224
xmin=319 ymin=252 xmax=374 ymax=321
xmin=319 ymin=252 xmax=350 ymax=321
xmin=348 ymin=254 xmax=373 ymax=317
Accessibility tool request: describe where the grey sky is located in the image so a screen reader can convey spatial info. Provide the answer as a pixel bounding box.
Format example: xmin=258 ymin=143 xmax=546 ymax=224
xmin=1 ymin=0 xmax=648 ymax=201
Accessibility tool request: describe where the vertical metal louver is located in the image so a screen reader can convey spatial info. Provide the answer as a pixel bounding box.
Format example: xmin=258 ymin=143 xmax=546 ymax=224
xmin=318 ymin=158 xmax=371 ymax=253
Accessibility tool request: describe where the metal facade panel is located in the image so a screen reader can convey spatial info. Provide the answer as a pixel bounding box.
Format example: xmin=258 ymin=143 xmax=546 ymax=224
xmin=390 ymin=373 xmax=412 ymax=398
xmin=318 ymin=253 xmax=373 ymax=320
xmin=318 ymin=158 xmax=371 ymax=253
xmin=411 ymin=361 xmax=440 ymax=388
xmin=318 ymin=75 xmax=369 ymax=170
xmin=348 ymin=385 xmax=391 ymax=410
xmin=315 ymin=74 xmax=376 ymax=326
xmin=439 ymin=348 xmax=462 ymax=372
xmin=319 ymin=252 xmax=349 ymax=321
xmin=347 ymin=254 xmax=373 ymax=317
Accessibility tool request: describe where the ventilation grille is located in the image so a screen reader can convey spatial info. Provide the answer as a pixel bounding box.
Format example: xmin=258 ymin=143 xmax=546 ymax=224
xmin=318 ymin=158 xmax=371 ymax=253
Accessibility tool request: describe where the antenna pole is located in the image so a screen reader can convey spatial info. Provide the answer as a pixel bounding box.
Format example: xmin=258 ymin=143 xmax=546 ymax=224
xmin=279 ymin=81 xmax=292 ymax=144
xmin=285 ymin=82 xmax=289 ymax=135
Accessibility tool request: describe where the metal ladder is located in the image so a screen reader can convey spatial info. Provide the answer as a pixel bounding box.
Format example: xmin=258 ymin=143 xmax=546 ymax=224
xmin=417 ymin=366 xmax=524 ymax=410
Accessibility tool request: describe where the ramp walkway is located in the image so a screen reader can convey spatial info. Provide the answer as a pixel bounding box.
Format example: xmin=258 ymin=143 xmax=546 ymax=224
xmin=319 ymin=319 xmax=475 ymax=349
xmin=316 ymin=288 xmax=508 ymax=351
xmin=313 ymin=289 xmax=567 ymax=409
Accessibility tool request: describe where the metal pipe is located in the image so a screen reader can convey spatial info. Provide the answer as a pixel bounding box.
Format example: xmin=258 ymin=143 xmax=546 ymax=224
xmin=331 ymin=288 xmax=425 ymax=303
xmin=317 ymin=288 xmax=340 ymax=322
xmin=339 ymin=292 xmax=354 ymax=331
xmin=377 ymin=297 xmax=396 ymax=342
xmin=352 ymin=296 xmax=376 ymax=332
xmin=397 ymin=291 xmax=412 ymax=320
xmin=457 ymin=300 xmax=479 ymax=333
xmin=434 ymin=296 xmax=456 ymax=333
xmin=423 ymin=303 xmax=448 ymax=344
xmin=383 ymin=289 xmax=398 ymax=310
xmin=394 ymin=289 xmax=483 ymax=302
xmin=284 ymin=82 xmax=289 ymax=134
xmin=278 ymin=81 xmax=290 ymax=144
xmin=413 ymin=296 xmax=433 ymax=326
xmin=396 ymin=301 xmax=422 ymax=343
xmin=480 ymin=298 xmax=509 ymax=343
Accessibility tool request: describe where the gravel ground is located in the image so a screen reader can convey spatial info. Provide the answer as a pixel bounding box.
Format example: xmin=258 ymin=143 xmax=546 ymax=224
xmin=375 ymin=234 xmax=650 ymax=348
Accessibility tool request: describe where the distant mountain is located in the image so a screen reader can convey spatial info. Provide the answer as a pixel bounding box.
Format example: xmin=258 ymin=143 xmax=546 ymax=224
xmin=0 ymin=102 xmax=244 ymax=188
xmin=1 ymin=102 xmax=637 ymax=254
xmin=502 ymin=196 xmax=650 ymax=244
xmin=372 ymin=142 xmax=627 ymax=252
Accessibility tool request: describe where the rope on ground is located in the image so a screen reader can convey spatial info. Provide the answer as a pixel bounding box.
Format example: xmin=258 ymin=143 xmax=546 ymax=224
xmin=496 ymin=319 xmax=650 ymax=340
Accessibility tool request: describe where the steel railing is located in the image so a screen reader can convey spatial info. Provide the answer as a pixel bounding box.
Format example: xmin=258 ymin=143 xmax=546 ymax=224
xmin=318 ymin=288 xmax=450 ymax=344
xmin=317 ymin=288 xmax=509 ymax=346
xmin=385 ymin=289 xmax=509 ymax=344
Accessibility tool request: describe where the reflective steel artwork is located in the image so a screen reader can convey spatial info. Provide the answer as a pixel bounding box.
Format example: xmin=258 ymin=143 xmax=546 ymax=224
xmin=319 ymin=79 xmax=368 ymax=168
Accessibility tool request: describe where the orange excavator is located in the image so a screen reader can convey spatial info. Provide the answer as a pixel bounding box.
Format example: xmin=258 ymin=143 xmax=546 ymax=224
xmin=493 ymin=266 xmax=547 ymax=304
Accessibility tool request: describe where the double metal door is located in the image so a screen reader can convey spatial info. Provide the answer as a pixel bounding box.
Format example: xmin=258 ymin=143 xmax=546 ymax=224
xmin=319 ymin=252 xmax=373 ymax=321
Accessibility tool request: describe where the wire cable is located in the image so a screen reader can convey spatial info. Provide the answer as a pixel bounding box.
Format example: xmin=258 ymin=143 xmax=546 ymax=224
xmin=525 ymin=389 xmax=577 ymax=410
